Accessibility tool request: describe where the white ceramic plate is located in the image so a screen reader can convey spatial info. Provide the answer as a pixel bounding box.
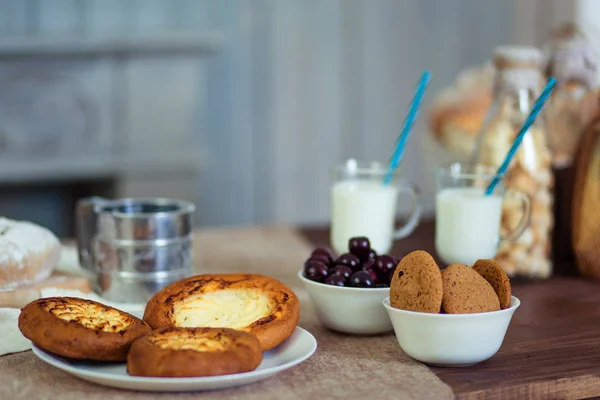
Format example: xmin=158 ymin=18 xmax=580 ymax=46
xmin=32 ymin=327 xmax=317 ymax=392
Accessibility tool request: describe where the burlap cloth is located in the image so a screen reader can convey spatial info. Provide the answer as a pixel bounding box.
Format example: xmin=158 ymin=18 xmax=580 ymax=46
xmin=0 ymin=226 xmax=454 ymax=400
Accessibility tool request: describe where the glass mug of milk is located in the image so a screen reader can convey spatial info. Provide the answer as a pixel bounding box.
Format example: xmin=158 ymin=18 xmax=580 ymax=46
xmin=434 ymin=162 xmax=532 ymax=266
xmin=330 ymin=159 xmax=422 ymax=255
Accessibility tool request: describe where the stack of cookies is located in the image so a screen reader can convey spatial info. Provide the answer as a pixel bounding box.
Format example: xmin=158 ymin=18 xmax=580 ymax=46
xmin=389 ymin=250 xmax=512 ymax=314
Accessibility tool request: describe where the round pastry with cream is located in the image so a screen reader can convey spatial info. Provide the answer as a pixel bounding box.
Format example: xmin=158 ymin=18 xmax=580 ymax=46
xmin=0 ymin=217 xmax=61 ymax=290
xmin=18 ymin=297 xmax=151 ymax=361
xmin=143 ymin=274 xmax=300 ymax=351
xmin=127 ymin=327 xmax=263 ymax=377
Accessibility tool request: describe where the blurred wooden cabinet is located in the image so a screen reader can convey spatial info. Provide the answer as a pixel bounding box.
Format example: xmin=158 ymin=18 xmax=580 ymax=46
xmin=0 ymin=41 xmax=215 ymax=171
xmin=0 ymin=0 xmax=221 ymax=235
xmin=0 ymin=42 xmax=215 ymax=230
xmin=0 ymin=0 xmax=225 ymax=234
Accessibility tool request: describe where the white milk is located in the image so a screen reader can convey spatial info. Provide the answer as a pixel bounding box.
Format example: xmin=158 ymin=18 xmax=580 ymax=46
xmin=331 ymin=180 xmax=399 ymax=255
xmin=435 ymin=187 xmax=503 ymax=266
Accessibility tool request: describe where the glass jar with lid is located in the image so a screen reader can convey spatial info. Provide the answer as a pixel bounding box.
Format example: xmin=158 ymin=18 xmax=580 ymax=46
xmin=473 ymin=46 xmax=553 ymax=279
xmin=543 ymin=23 xmax=598 ymax=271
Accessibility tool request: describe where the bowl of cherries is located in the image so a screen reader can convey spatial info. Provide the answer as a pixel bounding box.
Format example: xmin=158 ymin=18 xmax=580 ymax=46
xmin=298 ymin=236 xmax=399 ymax=335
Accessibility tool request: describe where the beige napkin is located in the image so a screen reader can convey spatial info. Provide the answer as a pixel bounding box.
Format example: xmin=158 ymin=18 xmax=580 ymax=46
xmin=0 ymin=226 xmax=453 ymax=400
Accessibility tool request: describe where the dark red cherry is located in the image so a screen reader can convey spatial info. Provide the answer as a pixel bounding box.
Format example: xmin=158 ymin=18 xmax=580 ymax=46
xmin=368 ymin=248 xmax=377 ymax=260
xmin=364 ymin=268 xmax=378 ymax=283
xmin=348 ymin=236 xmax=371 ymax=262
xmin=375 ymin=283 xmax=389 ymax=288
xmin=335 ymin=253 xmax=361 ymax=272
xmin=362 ymin=258 xmax=376 ymax=271
xmin=349 ymin=270 xmax=374 ymax=288
xmin=362 ymin=258 xmax=378 ymax=283
xmin=306 ymin=254 xmax=330 ymax=266
xmin=311 ymin=247 xmax=335 ymax=262
xmin=329 ymin=265 xmax=352 ymax=280
xmin=375 ymin=255 xmax=397 ymax=281
xmin=303 ymin=261 xmax=328 ymax=282
xmin=324 ymin=274 xmax=346 ymax=287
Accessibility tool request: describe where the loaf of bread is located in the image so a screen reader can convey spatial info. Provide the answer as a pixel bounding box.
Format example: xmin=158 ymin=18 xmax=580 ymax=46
xmin=0 ymin=217 xmax=61 ymax=290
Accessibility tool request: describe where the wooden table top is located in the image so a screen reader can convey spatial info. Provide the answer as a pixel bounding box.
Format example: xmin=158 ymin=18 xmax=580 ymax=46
xmin=301 ymin=221 xmax=600 ymax=400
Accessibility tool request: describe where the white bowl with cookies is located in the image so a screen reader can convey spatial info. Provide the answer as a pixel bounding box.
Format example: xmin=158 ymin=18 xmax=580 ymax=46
xmin=383 ymin=251 xmax=520 ymax=367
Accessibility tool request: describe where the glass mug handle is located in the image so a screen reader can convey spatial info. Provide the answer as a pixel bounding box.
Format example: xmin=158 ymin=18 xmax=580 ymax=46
xmin=499 ymin=189 xmax=532 ymax=243
xmin=394 ymin=181 xmax=422 ymax=240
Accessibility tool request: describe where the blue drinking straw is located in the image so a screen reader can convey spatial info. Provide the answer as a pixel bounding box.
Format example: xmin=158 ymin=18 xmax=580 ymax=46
xmin=484 ymin=77 xmax=557 ymax=195
xmin=383 ymin=70 xmax=431 ymax=185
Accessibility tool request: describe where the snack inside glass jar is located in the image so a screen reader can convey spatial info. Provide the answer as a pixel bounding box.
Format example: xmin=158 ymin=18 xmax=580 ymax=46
xmin=472 ymin=45 xmax=554 ymax=279
xmin=434 ymin=162 xmax=531 ymax=266
xmin=330 ymin=159 xmax=421 ymax=255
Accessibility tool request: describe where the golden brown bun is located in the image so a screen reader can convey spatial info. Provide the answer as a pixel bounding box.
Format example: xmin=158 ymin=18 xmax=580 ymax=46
xmin=18 ymin=297 xmax=151 ymax=361
xmin=127 ymin=327 xmax=263 ymax=377
xmin=143 ymin=274 xmax=300 ymax=351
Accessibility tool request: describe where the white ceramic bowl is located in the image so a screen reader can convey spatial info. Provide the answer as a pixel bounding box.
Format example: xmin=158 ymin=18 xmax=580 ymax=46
xmin=383 ymin=296 xmax=520 ymax=367
xmin=298 ymin=270 xmax=392 ymax=335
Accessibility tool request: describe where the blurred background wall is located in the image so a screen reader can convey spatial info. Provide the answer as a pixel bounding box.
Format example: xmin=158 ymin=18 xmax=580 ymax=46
xmin=0 ymin=0 xmax=586 ymax=236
